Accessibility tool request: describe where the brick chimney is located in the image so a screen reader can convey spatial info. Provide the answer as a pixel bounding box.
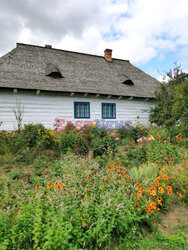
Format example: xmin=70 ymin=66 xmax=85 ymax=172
xmin=45 ymin=44 xmax=52 ymax=49
xmin=104 ymin=49 xmax=112 ymax=62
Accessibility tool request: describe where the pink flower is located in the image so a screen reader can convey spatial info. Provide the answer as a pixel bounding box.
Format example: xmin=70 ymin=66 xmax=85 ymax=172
xmin=168 ymin=137 xmax=170 ymax=139
xmin=111 ymin=132 xmax=115 ymax=136
xmin=114 ymin=137 xmax=119 ymax=141
xmin=148 ymin=137 xmax=151 ymax=142
xmin=142 ymin=136 xmax=146 ymax=141
xmin=176 ymin=136 xmax=179 ymax=139
xmin=137 ymin=138 xmax=142 ymax=143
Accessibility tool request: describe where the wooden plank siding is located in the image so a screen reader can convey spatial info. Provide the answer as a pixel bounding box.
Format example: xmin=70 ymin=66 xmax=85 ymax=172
xmin=0 ymin=89 xmax=153 ymax=130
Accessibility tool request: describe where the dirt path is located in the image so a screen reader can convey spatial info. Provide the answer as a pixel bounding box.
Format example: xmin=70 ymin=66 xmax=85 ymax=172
xmin=158 ymin=205 xmax=188 ymax=235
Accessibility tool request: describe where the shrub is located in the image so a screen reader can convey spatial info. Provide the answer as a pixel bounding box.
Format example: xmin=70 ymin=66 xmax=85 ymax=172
xmin=126 ymin=144 xmax=146 ymax=167
xmin=0 ymin=132 xmax=14 ymax=154
xmin=128 ymin=164 xmax=158 ymax=183
xmin=73 ymin=134 xmax=90 ymax=155
xmin=145 ymin=139 xmax=180 ymax=165
xmin=165 ymin=163 xmax=188 ymax=202
xmin=117 ymin=124 xmax=133 ymax=139
xmin=130 ymin=135 xmax=181 ymax=166
xmin=126 ymin=123 xmax=149 ymax=141
xmin=39 ymin=129 xmax=61 ymax=151
xmin=59 ymin=130 xmax=77 ymax=153
xmin=93 ymin=132 xmax=119 ymax=157
xmin=19 ymin=123 xmax=46 ymax=149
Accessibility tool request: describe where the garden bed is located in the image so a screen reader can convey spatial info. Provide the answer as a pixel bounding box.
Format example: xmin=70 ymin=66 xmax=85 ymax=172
xmin=0 ymin=124 xmax=187 ymax=249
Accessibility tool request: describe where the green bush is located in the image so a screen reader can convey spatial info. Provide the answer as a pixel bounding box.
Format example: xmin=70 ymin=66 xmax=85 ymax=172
xmin=21 ymin=123 xmax=46 ymax=148
xmin=129 ymin=135 xmax=181 ymax=166
xmin=126 ymin=123 xmax=149 ymax=142
xmin=145 ymin=139 xmax=180 ymax=165
xmin=165 ymin=163 xmax=188 ymax=202
xmin=0 ymin=132 xmax=14 ymax=154
xmin=73 ymin=134 xmax=90 ymax=156
xmin=60 ymin=130 xmax=77 ymax=153
xmin=93 ymin=133 xmax=119 ymax=157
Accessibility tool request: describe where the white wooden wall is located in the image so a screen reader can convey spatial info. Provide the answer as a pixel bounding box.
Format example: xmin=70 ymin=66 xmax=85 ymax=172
xmin=0 ymin=90 xmax=153 ymax=130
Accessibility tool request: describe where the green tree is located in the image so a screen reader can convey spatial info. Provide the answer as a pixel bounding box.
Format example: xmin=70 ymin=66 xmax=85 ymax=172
xmin=171 ymin=80 xmax=188 ymax=136
xmin=149 ymin=65 xmax=188 ymax=136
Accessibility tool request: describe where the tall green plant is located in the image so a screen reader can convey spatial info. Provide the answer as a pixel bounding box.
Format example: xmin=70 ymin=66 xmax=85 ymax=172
xmin=150 ymin=65 xmax=188 ymax=136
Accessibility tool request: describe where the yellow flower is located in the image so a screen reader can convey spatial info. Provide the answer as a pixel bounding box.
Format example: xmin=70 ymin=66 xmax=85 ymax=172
xmin=150 ymin=190 xmax=156 ymax=197
xmin=93 ymin=122 xmax=96 ymax=126
xmin=158 ymin=187 xmax=164 ymax=194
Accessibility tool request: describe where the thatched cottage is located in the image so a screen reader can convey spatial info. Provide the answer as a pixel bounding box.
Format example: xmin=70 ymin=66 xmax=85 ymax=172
xmin=0 ymin=43 xmax=157 ymax=130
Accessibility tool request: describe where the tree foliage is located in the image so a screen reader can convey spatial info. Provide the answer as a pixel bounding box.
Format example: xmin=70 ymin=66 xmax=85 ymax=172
xmin=149 ymin=65 xmax=188 ymax=136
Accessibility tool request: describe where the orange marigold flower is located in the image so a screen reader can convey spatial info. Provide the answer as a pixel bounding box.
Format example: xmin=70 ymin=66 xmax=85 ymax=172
xmin=162 ymin=183 xmax=166 ymax=187
xmin=155 ymin=181 xmax=160 ymax=187
xmin=178 ymin=193 xmax=183 ymax=198
xmin=161 ymin=169 xmax=165 ymax=172
xmin=137 ymin=191 xmax=142 ymax=196
xmin=157 ymin=196 xmax=162 ymax=203
xmin=150 ymin=190 xmax=156 ymax=196
xmin=158 ymin=187 xmax=165 ymax=194
xmin=135 ymin=195 xmax=142 ymax=200
xmin=135 ymin=203 xmax=139 ymax=208
xmin=166 ymin=186 xmax=172 ymax=191
xmin=150 ymin=202 xmax=157 ymax=210
xmin=35 ymin=185 xmax=41 ymax=189
xmin=145 ymin=207 xmax=151 ymax=213
xmin=167 ymin=190 xmax=173 ymax=195
xmin=157 ymin=208 xmax=160 ymax=211
xmin=165 ymin=177 xmax=169 ymax=181
xmin=149 ymin=186 xmax=156 ymax=192
xmin=56 ymin=184 xmax=63 ymax=189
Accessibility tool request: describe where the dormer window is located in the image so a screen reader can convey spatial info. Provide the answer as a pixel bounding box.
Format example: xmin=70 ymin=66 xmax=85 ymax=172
xmin=47 ymin=71 xmax=62 ymax=78
xmin=119 ymin=74 xmax=134 ymax=85
xmin=45 ymin=63 xmax=63 ymax=78
xmin=122 ymin=79 xmax=134 ymax=85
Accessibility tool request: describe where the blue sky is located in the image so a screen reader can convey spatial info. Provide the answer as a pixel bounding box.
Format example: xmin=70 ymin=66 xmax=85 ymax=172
xmin=0 ymin=0 xmax=188 ymax=80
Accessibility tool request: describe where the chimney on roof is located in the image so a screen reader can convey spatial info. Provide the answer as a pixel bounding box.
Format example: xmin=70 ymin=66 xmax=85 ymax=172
xmin=45 ymin=44 xmax=52 ymax=49
xmin=104 ymin=49 xmax=112 ymax=62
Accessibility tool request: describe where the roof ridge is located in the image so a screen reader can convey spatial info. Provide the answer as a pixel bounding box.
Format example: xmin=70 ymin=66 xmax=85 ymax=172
xmin=16 ymin=42 xmax=130 ymax=62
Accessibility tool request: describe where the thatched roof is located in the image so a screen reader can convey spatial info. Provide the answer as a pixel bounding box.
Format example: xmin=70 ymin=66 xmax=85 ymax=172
xmin=0 ymin=43 xmax=158 ymax=98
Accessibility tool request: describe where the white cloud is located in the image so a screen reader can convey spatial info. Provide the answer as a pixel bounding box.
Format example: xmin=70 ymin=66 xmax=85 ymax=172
xmin=1 ymin=0 xmax=188 ymax=67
